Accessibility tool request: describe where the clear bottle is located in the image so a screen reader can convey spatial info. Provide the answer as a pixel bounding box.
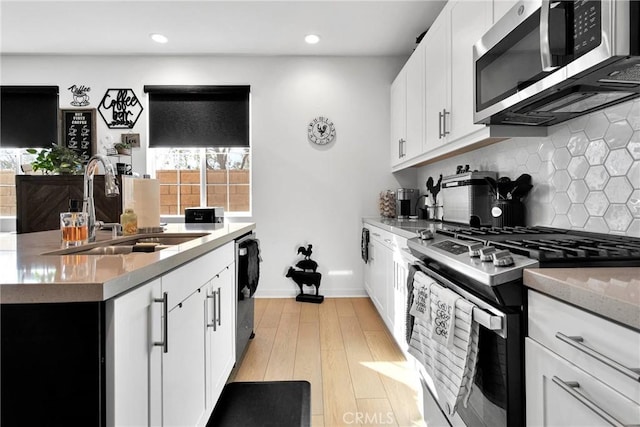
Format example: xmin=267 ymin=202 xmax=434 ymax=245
xmin=121 ymin=208 xmax=138 ymax=235
xmin=60 ymin=199 xmax=88 ymax=247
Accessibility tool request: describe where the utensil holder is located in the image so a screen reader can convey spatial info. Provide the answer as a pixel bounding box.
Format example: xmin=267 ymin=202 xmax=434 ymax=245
xmin=491 ymin=199 xmax=525 ymax=228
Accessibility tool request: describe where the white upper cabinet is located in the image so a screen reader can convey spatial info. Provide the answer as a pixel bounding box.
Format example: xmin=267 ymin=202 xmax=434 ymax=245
xmin=448 ymin=0 xmax=493 ymax=141
xmin=390 ymin=69 xmax=407 ymax=166
xmin=423 ymin=13 xmax=449 ymax=154
xmin=391 ymin=40 xmax=425 ymax=168
xmin=405 ymin=41 xmax=426 ymax=162
xmin=390 ymin=0 xmax=500 ymax=172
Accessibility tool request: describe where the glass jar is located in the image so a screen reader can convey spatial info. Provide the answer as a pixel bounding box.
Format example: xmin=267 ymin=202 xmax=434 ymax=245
xmin=60 ymin=199 xmax=88 ymax=247
xmin=120 ymin=208 xmax=138 ymax=235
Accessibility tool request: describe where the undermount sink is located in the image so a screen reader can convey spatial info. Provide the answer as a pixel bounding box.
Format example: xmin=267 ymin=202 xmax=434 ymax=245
xmin=43 ymin=232 xmax=209 ymax=256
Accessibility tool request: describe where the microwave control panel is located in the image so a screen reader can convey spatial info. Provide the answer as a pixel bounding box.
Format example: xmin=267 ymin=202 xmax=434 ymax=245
xmin=573 ymin=0 xmax=601 ymax=56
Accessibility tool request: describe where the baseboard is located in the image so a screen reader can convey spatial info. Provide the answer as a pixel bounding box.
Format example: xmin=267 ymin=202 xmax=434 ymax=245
xmin=253 ymin=288 xmax=369 ymax=298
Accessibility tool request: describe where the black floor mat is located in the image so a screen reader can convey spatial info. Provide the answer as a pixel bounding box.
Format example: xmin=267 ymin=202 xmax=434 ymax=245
xmin=207 ymin=380 xmax=311 ymax=427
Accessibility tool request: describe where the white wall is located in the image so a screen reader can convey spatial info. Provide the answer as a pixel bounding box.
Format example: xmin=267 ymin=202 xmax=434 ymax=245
xmin=1 ymin=54 xmax=405 ymax=296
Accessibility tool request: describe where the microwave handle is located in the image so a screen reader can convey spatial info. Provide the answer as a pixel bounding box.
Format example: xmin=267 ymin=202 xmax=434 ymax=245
xmin=540 ymin=0 xmax=560 ymax=72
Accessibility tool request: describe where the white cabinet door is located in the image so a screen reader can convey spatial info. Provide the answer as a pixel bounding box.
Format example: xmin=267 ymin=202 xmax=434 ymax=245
xmin=449 ymin=0 xmax=492 ymax=141
xmin=106 ymin=278 xmax=162 ymax=427
xmin=423 ymin=13 xmax=449 ymax=153
xmin=390 ymin=70 xmax=407 ymax=166
xmin=163 ymin=288 xmax=207 ymax=427
xmin=405 ymin=41 xmax=425 ymax=161
xmin=526 ymin=338 xmax=640 ymax=427
xmin=205 ymin=263 xmax=236 ymax=414
xmin=369 ymin=238 xmax=388 ymax=315
xmin=391 ymin=252 xmax=409 ymax=354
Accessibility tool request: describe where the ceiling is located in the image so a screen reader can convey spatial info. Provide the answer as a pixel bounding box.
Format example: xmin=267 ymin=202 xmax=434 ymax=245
xmin=0 ymin=0 xmax=447 ymax=57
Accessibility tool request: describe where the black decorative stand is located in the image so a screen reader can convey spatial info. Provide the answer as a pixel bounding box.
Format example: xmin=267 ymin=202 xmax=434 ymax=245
xmin=286 ymin=244 xmax=324 ymax=304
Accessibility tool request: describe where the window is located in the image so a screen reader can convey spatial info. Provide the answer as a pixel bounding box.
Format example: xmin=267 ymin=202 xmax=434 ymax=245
xmin=145 ymin=85 xmax=251 ymax=216
xmin=150 ymin=147 xmax=250 ymax=215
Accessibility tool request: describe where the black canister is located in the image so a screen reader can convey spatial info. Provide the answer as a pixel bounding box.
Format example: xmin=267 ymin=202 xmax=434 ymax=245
xmin=491 ymin=199 xmax=525 ymax=228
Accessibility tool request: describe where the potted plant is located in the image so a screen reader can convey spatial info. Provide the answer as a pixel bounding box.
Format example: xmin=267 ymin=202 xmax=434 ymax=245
xmin=26 ymin=143 xmax=83 ymax=175
xmin=113 ymin=141 xmax=131 ymax=155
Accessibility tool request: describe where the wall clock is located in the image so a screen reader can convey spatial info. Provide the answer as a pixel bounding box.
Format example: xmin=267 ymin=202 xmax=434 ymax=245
xmin=307 ymin=116 xmax=336 ymax=145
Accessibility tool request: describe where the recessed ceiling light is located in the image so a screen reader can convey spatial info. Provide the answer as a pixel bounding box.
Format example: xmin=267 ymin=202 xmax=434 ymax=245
xmin=305 ymin=34 xmax=320 ymax=45
xmin=150 ymin=33 xmax=168 ymax=44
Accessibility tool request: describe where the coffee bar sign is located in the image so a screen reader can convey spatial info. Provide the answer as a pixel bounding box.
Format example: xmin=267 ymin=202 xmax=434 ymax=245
xmin=98 ymin=88 xmax=143 ymax=129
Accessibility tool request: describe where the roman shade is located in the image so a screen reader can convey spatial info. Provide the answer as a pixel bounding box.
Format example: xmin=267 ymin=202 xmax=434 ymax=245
xmin=0 ymin=86 xmax=59 ymax=148
xmin=143 ymin=85 xmax=250 ymax=148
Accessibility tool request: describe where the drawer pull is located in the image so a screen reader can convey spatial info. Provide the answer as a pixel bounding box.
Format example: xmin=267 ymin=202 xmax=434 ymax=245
xmin=556 ymin=332 xmax=640 ymax=382
xmin=552 ymin=376 xmax=632 ymax=427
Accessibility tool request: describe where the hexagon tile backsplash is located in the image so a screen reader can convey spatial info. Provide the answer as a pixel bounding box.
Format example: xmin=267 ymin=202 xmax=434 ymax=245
xmin=416 ymin=98 xmax=640 ymax=237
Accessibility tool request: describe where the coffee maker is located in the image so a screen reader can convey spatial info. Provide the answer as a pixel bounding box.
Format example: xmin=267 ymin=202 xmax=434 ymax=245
xmin=396 ymin=188 xmax=419 ymax=219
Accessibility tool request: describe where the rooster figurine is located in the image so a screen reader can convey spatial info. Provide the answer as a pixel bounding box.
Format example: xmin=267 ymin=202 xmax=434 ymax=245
xmin=297 ymin=244 xmax=313 ymax=260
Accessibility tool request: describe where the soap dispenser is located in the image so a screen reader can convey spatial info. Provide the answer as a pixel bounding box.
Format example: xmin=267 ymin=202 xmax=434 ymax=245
xmin=60 ymin=199 xmax=88 ymax=247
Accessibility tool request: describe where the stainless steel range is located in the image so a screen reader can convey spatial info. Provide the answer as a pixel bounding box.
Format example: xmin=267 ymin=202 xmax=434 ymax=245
xmin=405 ymin=225 xmax=640 ymax=427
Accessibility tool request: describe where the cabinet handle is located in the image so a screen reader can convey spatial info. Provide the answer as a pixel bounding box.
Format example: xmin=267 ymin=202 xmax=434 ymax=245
xmin=217 ymin=287 xmax=222 ymax=327
xmin=153 ymin=292 xmax=168 ymax=353
xmin=556 ymin=332 xmax=640 ymax=382
xmin=438 ymin=111 xmax=443 ymax=139
xmin=551 ymin=376 xmax=629 ymax=427
xmin=207 ymin=291 xmax=217 ymax=331
xmin=442 ymin=109 xmax=450 ymax=137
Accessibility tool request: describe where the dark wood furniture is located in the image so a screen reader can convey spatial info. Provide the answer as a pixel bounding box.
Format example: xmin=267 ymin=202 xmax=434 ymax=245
xmin=15 ymin=175 xmax=122 ymax=233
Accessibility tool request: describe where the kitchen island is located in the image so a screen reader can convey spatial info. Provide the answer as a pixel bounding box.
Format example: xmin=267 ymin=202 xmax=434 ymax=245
xmin=0 ymin=222 xmax=255 ymax=427
xmin=0 ymin=222 xmax=254 ymax=303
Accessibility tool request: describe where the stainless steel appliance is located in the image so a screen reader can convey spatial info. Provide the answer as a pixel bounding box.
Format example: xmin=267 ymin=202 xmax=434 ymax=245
xmin=396 ymin=188 xmax=420 ymax=219
xmin=441 ymin=171 xmax=497 ymax=226
xmin=474 ymin=0 xmax=640 ymax=127
xmin=185 ymin=207 xmax=224 ymax=223
xmin=406 ymin=225 xmax=640 ymax=426
xmin=235 ymin=231 xmax=259 ymax=364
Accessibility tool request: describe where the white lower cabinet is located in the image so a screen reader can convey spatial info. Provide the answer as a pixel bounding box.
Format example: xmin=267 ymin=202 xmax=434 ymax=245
xmin=106 ymin=278 xmax=163 ymax=427
xmin=363 ymin=224 xmax=410 ymax=350
xmin=106 ymin=242 xmax=236 ymax=427
xmin=526 ymin=338 xmax=640 ymax=426
xmin=526 ymin=290 xmax=640 ymax=426
xmin=205 ymin=264 xmax=236 ymax=413
xmin=163 ymin=286 xmax=207 ymax=427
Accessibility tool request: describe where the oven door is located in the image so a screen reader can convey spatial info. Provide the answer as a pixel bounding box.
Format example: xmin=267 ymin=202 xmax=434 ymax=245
xmin=413 ymin=262 xmax=524 ymax=427
xmin=473 ymin=0 xmax=616 ymax=125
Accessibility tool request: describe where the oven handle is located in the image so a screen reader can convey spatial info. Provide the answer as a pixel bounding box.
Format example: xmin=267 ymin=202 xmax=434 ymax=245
xmin=404 ymin=251 xmax=505 ymax=333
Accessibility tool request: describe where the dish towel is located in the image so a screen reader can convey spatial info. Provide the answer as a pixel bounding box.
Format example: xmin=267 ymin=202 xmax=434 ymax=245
xmin=408 ymin=278 xmax=480 ymax=417
xmin=430 ymin=284 xmax=460 ymax=350
xmin=409 ymin=271 xmax=435 ymax=321
xmin=405 ymin=265 xmax=419 ymax=345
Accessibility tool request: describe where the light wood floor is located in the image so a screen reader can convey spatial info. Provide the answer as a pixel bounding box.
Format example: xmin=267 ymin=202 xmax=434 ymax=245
xmin=231 ymin=298 xmax=425 ymax=427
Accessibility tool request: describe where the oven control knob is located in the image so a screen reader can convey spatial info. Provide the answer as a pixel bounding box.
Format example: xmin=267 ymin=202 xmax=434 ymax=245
xmin=468 ymin=243 xmax=484 ymax=257
xmin=493 ymin=250 xmax=515 ymax=267
xmin=479 ymin=246 xmax=497 ymax=262
xmin=417 ymin=229 xmax=434 ymax=240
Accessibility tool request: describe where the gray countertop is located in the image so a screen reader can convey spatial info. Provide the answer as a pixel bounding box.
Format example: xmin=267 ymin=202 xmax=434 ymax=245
xmin=524 ymin=268 xmax=639 ymax=332
xmin=362 ymin=217 xmax=442 ymax=239
xmin=0 ymin=222 xmax=255 ymax=304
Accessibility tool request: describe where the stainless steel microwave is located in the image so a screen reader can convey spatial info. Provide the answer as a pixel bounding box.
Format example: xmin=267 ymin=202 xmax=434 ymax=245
xmin=473 ymin=0 xmax=640 ymax=126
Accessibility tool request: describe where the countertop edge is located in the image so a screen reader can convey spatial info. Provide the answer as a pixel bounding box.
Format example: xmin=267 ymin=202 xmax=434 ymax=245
xmin=362 ymin=217 xmax=429 ymax=240
xmin=0 ymin=223 xmax=255 ymax=304
xmin=524 ymin=268 xmax=640 ymax=332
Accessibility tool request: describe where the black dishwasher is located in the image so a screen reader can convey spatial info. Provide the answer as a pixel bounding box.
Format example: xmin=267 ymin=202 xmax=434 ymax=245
xmin=235 ymin=232 xmax=260 ymax=363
